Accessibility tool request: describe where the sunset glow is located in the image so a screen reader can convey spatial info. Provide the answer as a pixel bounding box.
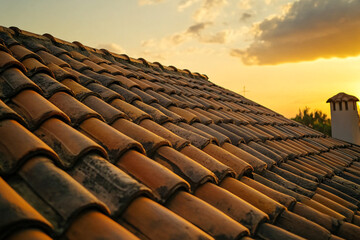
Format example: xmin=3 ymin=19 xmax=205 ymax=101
xmin=1 ymin=0 xmax=359 ymax=118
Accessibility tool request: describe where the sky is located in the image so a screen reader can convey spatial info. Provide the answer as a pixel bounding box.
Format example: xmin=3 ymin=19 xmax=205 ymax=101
xmin=1 ymin=0 xmax=360 ymax=118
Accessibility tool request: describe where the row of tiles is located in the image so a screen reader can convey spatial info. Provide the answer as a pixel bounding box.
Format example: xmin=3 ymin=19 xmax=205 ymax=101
xmin=1 ymin=26 xmax=360 ymax=240
xmin=3 ymin=99 xmax=360 ymax=240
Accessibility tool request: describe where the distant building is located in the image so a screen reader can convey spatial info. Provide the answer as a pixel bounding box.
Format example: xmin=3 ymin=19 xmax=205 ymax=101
xmin=327 ymin=92 xmax=360 ymax=145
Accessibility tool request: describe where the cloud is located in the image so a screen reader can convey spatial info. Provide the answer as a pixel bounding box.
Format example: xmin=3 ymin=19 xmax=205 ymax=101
xmin=240 ymin=12 xmax=252 ymax=21
xmin=193 ymin=0 xmax=228 ymax=22
xmin=233 ymin=0 xmax=360 ymax=65
xmin=186 ymin=22 xmax=212 ymax=35
xmin=159 ymin=22 xmax=232 ymax=45
xmin=178 ymin=0 xmax=200 ymax=11
xmin=97 ymin=43 xmax=125 ymax=54
xmin=138 ymin=0 xmax=166 ymax=6
xmin=238 ymin=0 xmax=253 ymax=10
xmin=200 ymin=30 xmax=232 ymax=43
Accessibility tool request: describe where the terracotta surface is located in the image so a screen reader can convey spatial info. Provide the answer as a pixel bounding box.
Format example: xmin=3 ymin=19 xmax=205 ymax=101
xmin=167 ymin=191 xmax=250 ymax=239
xmin=0 ymin=119 xmax=58 ymax=175
xmin=195 ymin=182 xmax=268 ymax=235
xmin=117 ymin=149 xmax=190 ymax=202
xmin=111 ymin=118 xmax=170 ymax=156
xmin=67 ymin=153 xmax=151 ymax=217
xmin=5 ymin=229 xmax=52 ymax=240
xmin=9 ymin=89 xmax=70 ymax=129
xmin=65 ymin=211 xmax=139 ymax=240
xmin=49 ymin=92 xmax=103 ymax=127
xmin=0 ymin=50 xmax=26 ymax=73
xmin=1 ymin=67 xmax=41 ymax=99
xmin=1 ymin=26 xmax=360 ymax=239
xmin=292 ymin=202 xmax=340 ymax=232
xmin=121 ymin=197 xmax=214 ymax=240
xmin=154 ymin=146 xmax=217 ymax=190
xmin=34 ymin=118 xmax=107 ymax=167
xmin=203 ymin=143 xmax=253 ymax=177
xmin=275 ymin=210 xmax=331 ymax=240
xmin=255 ymin=223 xmax=305 ymax=240
xmin=83 ymin=95 xmax=127 ymax=124
xmin=0 ymin=177 xmax=53 ymax=239
xmin=180 ymin=144 xmax=236 ymax=181
xmin=220 ymin=177 xmax=285 ymax=222
xmin=79 ymin=117 xmax=144 ymax=162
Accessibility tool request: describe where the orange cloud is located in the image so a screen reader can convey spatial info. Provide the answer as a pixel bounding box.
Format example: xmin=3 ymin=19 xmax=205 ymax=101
xmin=232 ymin=0 xmax=360 ymax=65
xmin=97 ymin=43 xmax=125 ymax=54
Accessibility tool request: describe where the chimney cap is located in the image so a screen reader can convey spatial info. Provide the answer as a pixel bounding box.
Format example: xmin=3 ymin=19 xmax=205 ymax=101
xmin=326 ymin=92 xmax=359 ymax=103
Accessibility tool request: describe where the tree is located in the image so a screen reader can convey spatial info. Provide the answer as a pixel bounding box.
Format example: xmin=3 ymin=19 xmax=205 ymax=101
xmin=292 ymin=107 xmax=331 ymax=136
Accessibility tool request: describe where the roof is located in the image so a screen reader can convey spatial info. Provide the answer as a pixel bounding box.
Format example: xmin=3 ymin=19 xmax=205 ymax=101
xmin=327 ymin=92 xmax=359 ymax=103
xmin=1 ymin=25 xmax=360 ymax=240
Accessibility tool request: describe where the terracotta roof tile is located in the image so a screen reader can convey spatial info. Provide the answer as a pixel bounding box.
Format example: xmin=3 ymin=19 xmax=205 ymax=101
xmin=1 ymin=67 xmax=41 ymax=99
xmin=238 ymin=143 xmax=277 ymax=167
xmin=337 ymin=221 xmax=360 ymax=240
xmin=31 ymin=73 xmax=72 ymax=98
xmin=0 ymin=119 xmax=58 ymax=175
xmin=195 ymin=182 xmax=268 ymax=235
xmin=79 ymin=117 xmax=145 ymax=162
xmin=300 ymin=197 xmax=347 ymax=221
xmin=67 ymin=153 xmax=151 ymax=216
xmin=146 ymin=90 xmax=173 ymax=107
xmin=83 ymin=95 xmax=127 ymax=124
xmin=9 ymin=89 xmax=70 ymax=130
xmin=180 ymin=144 xmax=236 ymax=181
xmin=112 ymin=118 xmax=170 ymax=156
xmin=5 ymin=228 xmax=52 ymax=240
xmin=9 ymin=44 xmax=42 ymax=62
xmin=151 ymin=102 xmax=185 ymax=122
xmin=166 ymin=191 xmax=249 ymax=239
xmin=133 ymin=100 xmax=172 ymax=123
xmin=1 ymin=26 xmax=360 ymax=239
xmin=36 ymin=50 xmax=70 ymax=67
xmin=9 ymin=156 xmax=109 ymax=234
xmin=49 ymin=92 xmax=103 ymax=127
xmin=292 ymin=201 xmax=340 ymax=232
xmin=240 ymin=176 xmax=297 ymax=209
xmin=34 ymin=118 xmax=107 ymax=167
xmin=275 ymin=210 xmax=332 ymax=240
xmin=86 ymin=82 xmax=124 ymax=102
xmin=252 ymin=173 xmax=305 ymax=202
xmin=255 ymin=223 xmax=305 ymax=240
xmin=129 ymin=77 xmax=153 ymax=90
xmin=220 ymin=177 xmax=285 ymax=222
xmin=111 ymin=98 xmax=151 ymax=123
xmin=121 ymin=197 xmax=214 ymax=240
xmin=0 ymin=50 xmax=26 ymax=73
xmin=210 ymin=123 xmax=246 ymax=144
xmin=203 ymin=144 xmax=253 ymax=177
xmin=59 ymin=54 xmax=91 ymax=72
xmin=110 ymin=84 xmax=141 ymax=102
xmin=64 ymin=210 xmax=139 ymax=240
xmin=117 ymin=150 xmax=189 ymax=201
xmin=21 ymin=57 xmax=53 ymax=78
xmin=62 ymin=66 xmax=96 ymax=85
xmin=247 ymin=141 xmax=283 ymax=163
xmin=0 ymin=99 xmax=26 ymax=124
xmin=98 ymin=62 xmax=122 ymax=75
xmin=222 ymin=142 xmax=267 ymax=173
xmin=0 ymin=177 xmax=53 ymax=239
xmin=154 ymin=146 xmax=217 ymax=189
xmin=131 ymin=87 xmax=158 ymax=104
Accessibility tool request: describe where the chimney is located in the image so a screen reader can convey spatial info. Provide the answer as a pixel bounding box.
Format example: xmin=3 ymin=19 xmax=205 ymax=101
xmin=327 ymin=92 xmax=360 ymax=144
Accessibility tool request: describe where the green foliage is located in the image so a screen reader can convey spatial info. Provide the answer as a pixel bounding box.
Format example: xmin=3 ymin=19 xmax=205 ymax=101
xmin=292 ymin=107 xmax=331 ymax=136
